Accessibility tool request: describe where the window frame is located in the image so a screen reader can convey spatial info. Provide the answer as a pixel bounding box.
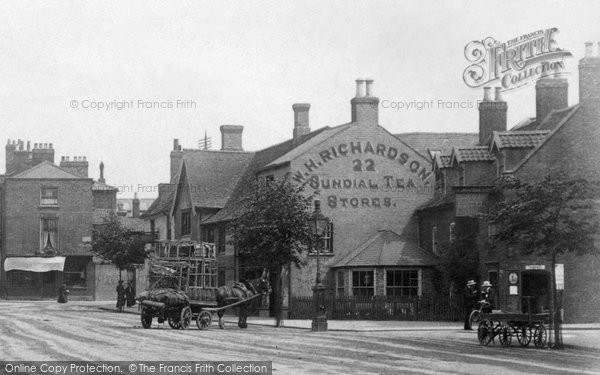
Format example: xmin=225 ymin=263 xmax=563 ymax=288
xmin=40 ymin=186 xmax=59 ymax=206
xmin=352 ymin=269 xmax=374 ymax=297
xmin=40 ymin=216 xmax=59 ymax=253
xmin=336 ymin=270 xmax=345 ymax=297
xmin=181 ymin=209 xmax=191 ymax=237
xmin=385 ymin=269 xmax=420 ymax=297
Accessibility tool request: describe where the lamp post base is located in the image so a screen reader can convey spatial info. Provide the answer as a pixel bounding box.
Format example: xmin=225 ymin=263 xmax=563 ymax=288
xmin=312 ymin=283 xmax=328 ymax=332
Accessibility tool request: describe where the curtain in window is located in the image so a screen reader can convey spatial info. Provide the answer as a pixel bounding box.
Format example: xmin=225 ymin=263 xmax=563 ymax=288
xmin=41 ymin=218 xmax=58 ymax=252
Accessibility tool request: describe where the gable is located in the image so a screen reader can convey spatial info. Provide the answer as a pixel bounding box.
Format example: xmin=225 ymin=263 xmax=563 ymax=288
xmin=10 ymin=161 xmax=86 ymax=179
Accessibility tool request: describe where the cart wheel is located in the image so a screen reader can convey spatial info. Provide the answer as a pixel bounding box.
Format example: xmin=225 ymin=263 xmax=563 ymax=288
xmin=168 ymin=317 xmax=181 ymax=329
xmin=516 ymin=326 xmax=532 ymax=347
xmin=498 ymin=324 xmax=512 ymax=347
xmin=533 ymin=324 xmax=547 ymax=348
xmin=179 ymin=306 xmax=192 ymax=330
xmin=141 ymin=308 xmax=152 ymax=329
xmin=469 ymin=310 xmax=481 ymax=328
xmin=196 ymin=311 xmax=212 ymax=330
xmin=477 ymin=320 xmax=492 ymax=346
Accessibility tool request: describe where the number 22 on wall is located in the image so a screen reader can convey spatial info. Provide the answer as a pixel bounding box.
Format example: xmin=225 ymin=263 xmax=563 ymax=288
xmin=353 ymin=159 xmax=375 ymax=172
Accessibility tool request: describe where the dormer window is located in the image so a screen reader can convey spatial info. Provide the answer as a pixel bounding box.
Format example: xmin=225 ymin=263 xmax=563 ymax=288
xmin=41 ymin=187 xmax=58 ymax=206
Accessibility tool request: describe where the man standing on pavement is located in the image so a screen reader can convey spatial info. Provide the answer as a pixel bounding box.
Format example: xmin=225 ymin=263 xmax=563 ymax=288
xmin=463 ymin=280 xmax=478 ymax=330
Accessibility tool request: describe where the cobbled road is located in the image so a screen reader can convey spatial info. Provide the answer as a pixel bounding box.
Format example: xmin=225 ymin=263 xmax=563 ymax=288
xmin=1 ymin=301 xmax=599 ymax=374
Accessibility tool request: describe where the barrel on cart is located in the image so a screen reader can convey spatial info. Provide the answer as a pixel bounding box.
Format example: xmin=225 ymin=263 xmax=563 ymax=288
xmin=138 ymin=288 xmax=193 ymax=329
xmin=477 ymin=312 xmax=550 ymax=348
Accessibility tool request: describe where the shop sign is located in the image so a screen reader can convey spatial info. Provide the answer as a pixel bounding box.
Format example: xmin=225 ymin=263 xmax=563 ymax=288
xmin=524 ymin=265 xmax=545 ymax=270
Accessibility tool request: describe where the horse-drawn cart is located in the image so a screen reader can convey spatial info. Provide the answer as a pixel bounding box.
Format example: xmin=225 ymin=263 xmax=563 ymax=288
xmin=477 ymin=311 xmax=550 ymax=348
xmin=137 ymin=240 xmax=270 ymax=330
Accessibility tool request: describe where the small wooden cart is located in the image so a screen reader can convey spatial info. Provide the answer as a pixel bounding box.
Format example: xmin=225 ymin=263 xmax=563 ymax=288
xmin=477 ymin=311 xmax=550 ymax=348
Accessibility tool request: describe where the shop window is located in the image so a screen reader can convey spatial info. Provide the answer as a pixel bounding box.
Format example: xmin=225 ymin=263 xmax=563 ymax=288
xmin=9 ymin=271 xmax=35 ymax=288
xmin=40 ymin=218 xmax=58 ymax=254
xmin=336 ymin=271 xmax=345 ymax=297
xmin=41 ymin=187 xmax=58 ymax=206
xmin=352 ymin=270 xmax=374 ymax=297
xmin=64 ymin=257 xmax=88 ymax=288
xmin=386 ymin=269 xmax=419 ymax=297
xmin=181 ymin=210 xmax=191 ymax=236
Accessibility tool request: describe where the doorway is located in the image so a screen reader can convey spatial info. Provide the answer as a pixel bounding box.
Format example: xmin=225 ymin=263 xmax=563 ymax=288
xmin=521 ymin=271 xmax=550 ymax=313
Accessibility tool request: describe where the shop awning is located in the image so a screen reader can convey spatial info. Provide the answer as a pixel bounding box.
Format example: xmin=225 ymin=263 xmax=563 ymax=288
xmin=4 ymin=257 xmax=66 ymax=272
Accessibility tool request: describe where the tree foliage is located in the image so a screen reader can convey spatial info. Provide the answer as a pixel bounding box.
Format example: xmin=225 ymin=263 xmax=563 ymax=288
xmin=229 ymin=176 xmax=317 ymax=269
xmin=92 ymin=212 xmax=148 ymax=272
xmin=437 ymin=233 xmax=479 ymax=295
xmin=488 ymin=174 xmax=599 ymax=348
xmin=229 ymin=176 xmax=317 ymax=326
xmin=489 ymin=175 xmax=599 ymax=258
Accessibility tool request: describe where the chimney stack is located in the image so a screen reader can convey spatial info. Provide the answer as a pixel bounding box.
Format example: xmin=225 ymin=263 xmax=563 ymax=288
xmin=173 ymin=139 xmax=181 ymax=151
xmin=292 ymin=103 xmax=311 ymax=144
xmin=60 ymin=155 xmax=89 ymax=177
xmin=31 ymin=141 xmax=55 ymax=166
xmin=170 ymin=139 xmax=183 ymax=181
xmin=535 ymin=76 xmax=568 ymax=124
xmin=579 ymin=42 xmax=600 ymax=114
xmin=478 ymin=86 xmax=507 ymax=145
xmin=99 ymin=161 xmax=105 ymax=183
xmin=132 ymin=192 xmax=140 ymax=218
xmin=220 ymin=125 xmax=244 ymax=151
xmin=351 ymin=78 xmax=379 ymax=126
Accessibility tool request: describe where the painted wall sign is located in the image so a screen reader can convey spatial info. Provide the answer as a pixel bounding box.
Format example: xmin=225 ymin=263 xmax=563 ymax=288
xmin=292 ymin=140 xmax=432 ymax=184
xmin=524 ymin=265 xmax=545 ymax=270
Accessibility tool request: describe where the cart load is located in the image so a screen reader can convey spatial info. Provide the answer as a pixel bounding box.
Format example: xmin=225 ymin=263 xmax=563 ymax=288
xmin=137 ymin=288 xmax=193 ymax=330
xmin=137 ymin=288 xmax=190 ymax=307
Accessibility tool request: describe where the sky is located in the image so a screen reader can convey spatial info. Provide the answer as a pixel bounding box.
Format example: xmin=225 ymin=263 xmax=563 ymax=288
xmin=1 ymin=0 xmax=599 ymax=198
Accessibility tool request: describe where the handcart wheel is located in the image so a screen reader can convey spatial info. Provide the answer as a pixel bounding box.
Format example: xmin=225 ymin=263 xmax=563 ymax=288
xmin=168 ymin=317 xmax=181 ymax=329
xmin=516 ymin=325 xmax=532 ymax=346
xmin=196 ymin=311 xmax=212 ymax=330
xmin=469 ymin=310 xmax=481 ymax=328
xmin=179 ymin=306 xmax=192 ymax=330
xmin=533 ymin=324 xmax=547 ymax=348
xmin=141 ymin=308 xmax=152 ymax=329
xmin=498 ymin=323 xmax=512 ymax=347
xmin=477 ymin=320 xmax=492 ymax=346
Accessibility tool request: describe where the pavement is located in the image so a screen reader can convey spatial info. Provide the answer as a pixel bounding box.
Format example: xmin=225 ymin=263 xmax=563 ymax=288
xmin=101 ymin=301 xmax=600 ymax=332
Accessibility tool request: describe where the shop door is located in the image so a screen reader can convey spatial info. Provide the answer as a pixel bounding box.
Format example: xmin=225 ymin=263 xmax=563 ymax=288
xmin=521 ymin=271 xmax=550 ymax=313
xmin=41 ymin=271 xmax=58 ymax=298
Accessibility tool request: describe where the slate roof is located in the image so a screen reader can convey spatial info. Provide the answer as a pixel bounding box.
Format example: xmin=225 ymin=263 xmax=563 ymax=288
xmin=511 ymin=105 xmax=581 ymax=173
xmin=416 ymin=191 xmax=455 ymax=211
xmin=510 ymin=105 xmax=578 ymax=131
xmin=140 ymin=185 xmax=176 ymax=219
xmin=451 ymin=146 xmax=495 ymax=163
xmin=183 ymin=150 xmax=254 ymax=209
xmin=9 ymin=161 xmax=88 ymax=179
xmin=202 ymin=129 xmax=329 ymax=224
xmin=491 ymin=130 xmax=551 ymax=149
xmin=395 ymin=133 xmax=478 ymax=158
xmin=118 ymin=217 xmax=146 ymax=232
xmin=331 ymin=230 xmax=437 ymax=267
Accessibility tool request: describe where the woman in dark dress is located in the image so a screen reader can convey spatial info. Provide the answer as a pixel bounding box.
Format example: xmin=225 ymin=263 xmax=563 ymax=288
xmin=57 ymin=284 xmax=69 ymax=303
xmin=116 ymin=280 xmax=125 ymax=312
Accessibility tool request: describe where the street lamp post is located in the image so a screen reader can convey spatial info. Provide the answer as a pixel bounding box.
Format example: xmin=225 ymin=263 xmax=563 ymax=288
xmin=309 ymin=199 xmax=329 ymax=332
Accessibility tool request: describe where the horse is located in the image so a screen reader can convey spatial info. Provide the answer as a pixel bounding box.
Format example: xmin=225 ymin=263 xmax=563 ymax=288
xmin=216 ymin=269 xmax=272 ymax=329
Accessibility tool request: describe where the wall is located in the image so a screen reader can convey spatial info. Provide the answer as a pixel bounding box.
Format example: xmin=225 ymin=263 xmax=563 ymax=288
xmin=285 ymin=123 xmax=435 ymax=296
xmin=4 ymin=179 xmax=93 ymax=256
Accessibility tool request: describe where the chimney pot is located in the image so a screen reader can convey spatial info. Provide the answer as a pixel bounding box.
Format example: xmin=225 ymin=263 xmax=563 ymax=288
xmin=6 ymin=139 xmax=10 ymax=145
xmin=61 ymin=156 xmax=65 ymax=162
xmin=83 ymin=156 xmax=86 ymax=161
xmin=483 ymin=87 xmax=492 ymax=101
xmin=34 ymin=143 xmax=38 ymax=149
xmin=494 ymin=87 xmax=503 ymax=102
xmin=585 ymin=42 xmax=594 ymax=57
xmin=173 ymin=139 xmax=180 ymax=151
xmin=49 ymin=143 xmax=53 ymax=149
xmin=355 ymin=79 xmax=366 ymax=97
xmin=26 ymin=141 xmax=30 ymax=151
xmin=365 ymin=79 xmax=374 ymax=97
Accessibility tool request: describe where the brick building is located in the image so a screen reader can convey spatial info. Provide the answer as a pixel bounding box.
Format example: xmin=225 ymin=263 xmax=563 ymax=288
xmin=147 ymin=80 xmax=479 ymax=316
xmin=0 ymin=142 xmax=120 ymax=300
xmin=416 ymin=43 xmax=600 ymax=323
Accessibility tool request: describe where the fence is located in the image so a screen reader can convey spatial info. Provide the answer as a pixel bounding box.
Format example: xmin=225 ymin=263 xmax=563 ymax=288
xmin=289 ymin=294 xmax=464 ymax=321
